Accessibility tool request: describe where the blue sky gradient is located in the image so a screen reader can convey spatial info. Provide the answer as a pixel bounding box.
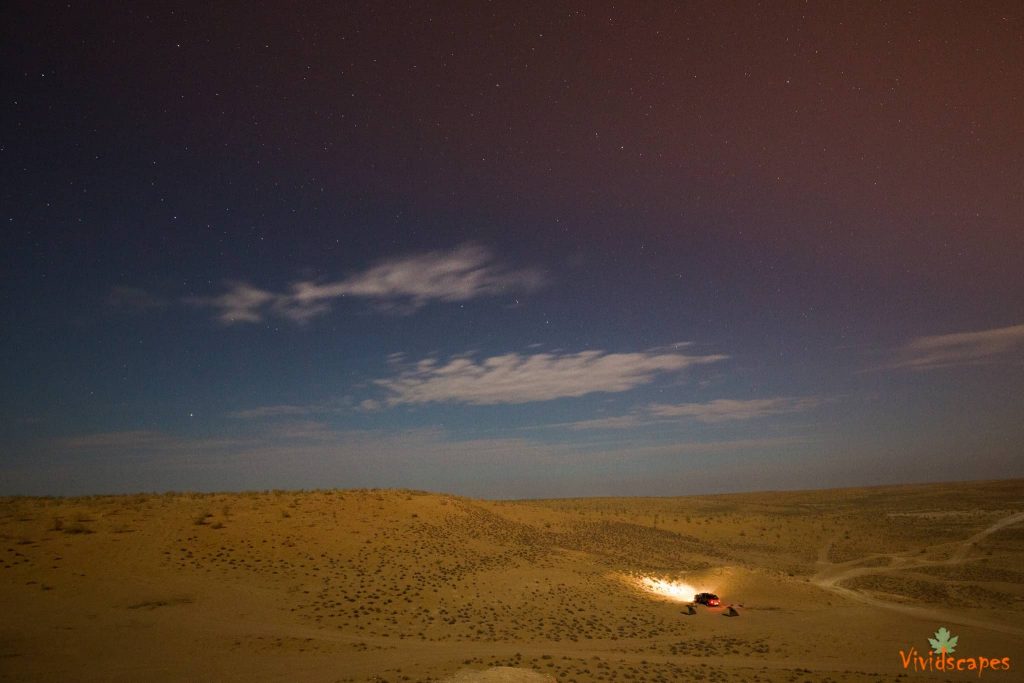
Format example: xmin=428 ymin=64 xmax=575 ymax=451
xmin=2 ymin=2 xmax=1022 ymax=496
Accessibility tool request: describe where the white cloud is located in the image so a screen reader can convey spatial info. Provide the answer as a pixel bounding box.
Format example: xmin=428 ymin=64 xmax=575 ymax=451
xmin=188 ymin=281 xmax=276 ymax=324
xmin=885 ymin=323 xmax=1024 ymax=370
xmin=55 ymin=430 xmax=175 ymax=450
xmin=229 ymin=404 xmax=319 ymax=419
xmin=188 ymin=244 xmax=546 ymax=324
xmin=563 ymin=414 xmax=650 ymax=430
xmin=646 ymin=397 xmax=824 ymax=422
xmin=54 ymin=430 xmax=242 ymax=455
xmin=228 ymin=399 xmax=353 ymax=420
xmin=268 ymin=420 xmax=338 ymax=442
xmin=562 ymin=397 xmax=823 ymax=430
xmin=374 ymin=348 xmax=728 ymax=406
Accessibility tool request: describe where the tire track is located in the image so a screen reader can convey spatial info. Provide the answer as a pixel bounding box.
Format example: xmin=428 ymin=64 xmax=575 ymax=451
xmin=812 ymin=511 xmax=1024 ymax=636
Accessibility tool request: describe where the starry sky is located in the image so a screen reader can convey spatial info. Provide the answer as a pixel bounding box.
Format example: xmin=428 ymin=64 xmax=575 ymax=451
xmin=3 ymin=2 xmax=1023 ymax=498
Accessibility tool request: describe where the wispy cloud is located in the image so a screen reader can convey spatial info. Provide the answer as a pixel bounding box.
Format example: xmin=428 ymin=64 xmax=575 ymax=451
xmin=563 ymin=397 xmax=823 ymax=430
xmin=55 ymin=430 xmax=175 ymax=450
xmin=883 ymin=323 xmax=1024 ymax=371
xmin=53 ymin=430 xmax=241 ymax=454
xmin=647 ymin=397 xmax=825 ymax=422
xmin=373 ymin=347 xmax=727 ymax=406
xmin=563 ymin=414 xmax=650 ymax=430
xmin=229 ymin=404 xmax=324 ymax=419
xmin=187 ymin=243 xmax=546 ymax=324
xmin=189 ymin=282 xmax=275 ymax=324
xmin=266 ymin=420 xmax=339 ymax=442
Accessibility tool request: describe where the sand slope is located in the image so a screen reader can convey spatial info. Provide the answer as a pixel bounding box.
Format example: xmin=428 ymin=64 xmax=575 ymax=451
xmin=2 ymin=480 xmax=1022 ymax=681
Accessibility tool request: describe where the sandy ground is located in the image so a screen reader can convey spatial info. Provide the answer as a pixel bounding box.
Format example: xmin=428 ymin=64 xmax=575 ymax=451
xmin=1 ymin=480 xmax=1022 ymax=681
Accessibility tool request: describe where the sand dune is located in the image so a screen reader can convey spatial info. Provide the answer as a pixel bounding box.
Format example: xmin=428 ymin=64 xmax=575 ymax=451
xmin=1 ymin=480 xmax=1021 ymax=681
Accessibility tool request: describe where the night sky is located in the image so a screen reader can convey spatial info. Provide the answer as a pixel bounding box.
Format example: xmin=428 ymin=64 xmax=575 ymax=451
xmin=3 ymin=2 xmax=1022 ymax=497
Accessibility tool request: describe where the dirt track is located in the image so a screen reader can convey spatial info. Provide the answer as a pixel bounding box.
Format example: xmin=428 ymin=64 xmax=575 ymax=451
xmin=812 ymin=511 xmax=1024 ymax=636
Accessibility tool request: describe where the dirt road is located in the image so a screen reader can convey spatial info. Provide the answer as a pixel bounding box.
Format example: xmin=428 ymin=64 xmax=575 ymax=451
xmin=812 ymin=511 xmax=1024 ymax=636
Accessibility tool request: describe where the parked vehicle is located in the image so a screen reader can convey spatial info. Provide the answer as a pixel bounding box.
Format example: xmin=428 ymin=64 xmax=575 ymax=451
xmin=694 ymin=592 xmax=720 ymax=606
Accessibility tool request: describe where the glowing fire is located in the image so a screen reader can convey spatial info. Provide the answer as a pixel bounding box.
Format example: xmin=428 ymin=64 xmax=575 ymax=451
xmin=637 ymin=576 xmax=700 ymax=602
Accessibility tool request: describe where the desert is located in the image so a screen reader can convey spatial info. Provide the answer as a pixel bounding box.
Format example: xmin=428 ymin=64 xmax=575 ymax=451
xmin=6 ymin=1 xmax=1024 ymax=680
xmin=1 ymin=479 xmax=1021 ymax=681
